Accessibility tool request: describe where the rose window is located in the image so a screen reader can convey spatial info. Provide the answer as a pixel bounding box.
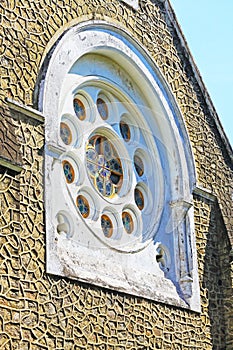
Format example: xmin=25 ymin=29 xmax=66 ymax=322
xmin=58 ymin=84 xmax=164 ymax=250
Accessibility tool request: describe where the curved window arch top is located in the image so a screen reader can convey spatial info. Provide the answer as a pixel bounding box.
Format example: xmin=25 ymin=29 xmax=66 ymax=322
xmin=42 ymin=25 xmax=195 ymax=200
xmin=42 ymin=23 xmax=200 ymax=312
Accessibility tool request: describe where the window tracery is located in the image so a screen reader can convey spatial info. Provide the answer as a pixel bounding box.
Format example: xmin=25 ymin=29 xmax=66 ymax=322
xmin=58 ymin=83 xmax=162 ymax=246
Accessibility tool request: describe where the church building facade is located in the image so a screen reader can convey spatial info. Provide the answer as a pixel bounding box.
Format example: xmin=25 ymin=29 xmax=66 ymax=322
xmin=0 ymin=0 xmax=232 ymax=349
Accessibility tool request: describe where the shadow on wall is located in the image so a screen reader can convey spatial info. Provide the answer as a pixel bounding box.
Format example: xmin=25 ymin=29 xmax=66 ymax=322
xmin=203 ymin=200 xmax=232 ymax=350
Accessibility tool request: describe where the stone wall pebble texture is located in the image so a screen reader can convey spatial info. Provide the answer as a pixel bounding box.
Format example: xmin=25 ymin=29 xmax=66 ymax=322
xmin=0 ymin=0 xmax=232 ymax=348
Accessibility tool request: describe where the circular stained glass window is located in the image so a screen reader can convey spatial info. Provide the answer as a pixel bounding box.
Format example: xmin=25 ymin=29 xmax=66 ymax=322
xmin=73 ymin=98 xmax=86 ymax=120
xmin=76 ymin=195 xmax=90 ymax=218
xmin=59 ymin=84 xmax=164 ymax=247
xmin=62 ymin=160 xmax=75 ymax=184
xmin=60 ymin=122 xmax=72 ymax=145
xmin=101 ymin=214 xmax=113 ymax=237
xmin=86 ymin=135 xmax=123 ymax=197
xmin=134 ymin=188 xmax=144 ymax=210
xmin=97 ymin=98 xmax=108 ymax=120
xmin=120 ymin=121 xmax=131 ymax=142
xmin=134 ymin=155 xmax=144 ymax=176
xmin=122 ymin=211 xmax=134 ymax=234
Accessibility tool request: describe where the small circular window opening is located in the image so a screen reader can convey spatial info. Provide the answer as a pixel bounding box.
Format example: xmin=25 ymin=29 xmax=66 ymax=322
xmin=62 ymin=160 xmax=75 ymax=184
xmin=122 ymin=211 xmax=134 ymax=234
xmin=101 ymin=214 xmax=113 ymax=237
xmin=76 ymin=195 xmax=90 ymax=218
xmin=60 ymin=122 xmax=72 ymax=145
xmin=73 ymin=97 xmax=86 ymax=120
xmin=97 ymin=98 xmax=108 ymax=120
xmin=120 ymin=121 xmax=131 ymax=142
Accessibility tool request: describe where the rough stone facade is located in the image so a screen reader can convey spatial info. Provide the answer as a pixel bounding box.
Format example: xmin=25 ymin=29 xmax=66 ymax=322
xmin=0 ymin=0 xmax=232 ymax=349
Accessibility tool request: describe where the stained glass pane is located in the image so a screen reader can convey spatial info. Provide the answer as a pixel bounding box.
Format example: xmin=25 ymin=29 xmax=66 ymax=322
xmin=76 ymin=195 xmax=90 ymax=218
xmin=134 ymin=188 xmax=144 ymax=210
xmin=110 ymin=173 xmax=120 ymax=185
xmin=86 ymin=161 xmax=98 ymax=177
xmin=96 ymin=175 xmax=104 ymax=195
xmin=100 ymin=168 xmax=111 ymax=178
xmin=86 ymin=148 xmax=98 ymax=162
xmin=60 ymin=122 xmax=72 ymax=145
xmin=134 ymin=155 xmax=144 ymax=176
xmin=105 ymin=180 xmax=113 ymax=196
xmin=108 ymin=158 xmax=122 ymax=174
xmin=97 ymin=98 xmax=108 ymax=120
xmin=103 ymin=140 xmax=112 ymax=159
xmin=120 ymin=121 xmax=130 ymax=142
xmin=62 ymin=160 xmax=75 ymax=184
xmin=95 ymin=137 xmax=101 ymax=154
xmin=97 ymin=155 xmax=105 ymax=169
xmin=86 ymin=136 xmax=123 ymax=197
xmin=73 ymin=98 xmax=86 ymax=120
xmin=122 ymin=212 xmax=134 ymax=234
xmin=101 ymin=214 xmax=113 ymax=237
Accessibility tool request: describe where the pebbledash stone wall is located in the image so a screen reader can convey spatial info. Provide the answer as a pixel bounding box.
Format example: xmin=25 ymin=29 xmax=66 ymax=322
xmin=0 ymin=0 xmax=232 ymax=349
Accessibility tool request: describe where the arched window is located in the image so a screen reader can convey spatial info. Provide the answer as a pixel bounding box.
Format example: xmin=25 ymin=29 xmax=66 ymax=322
xmin=40 ymin=22 xmax=200 ymax=311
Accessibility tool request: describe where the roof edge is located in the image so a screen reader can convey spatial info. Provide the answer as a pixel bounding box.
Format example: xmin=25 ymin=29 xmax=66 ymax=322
xmin=165 ymin=0 xmax=233 ymax=164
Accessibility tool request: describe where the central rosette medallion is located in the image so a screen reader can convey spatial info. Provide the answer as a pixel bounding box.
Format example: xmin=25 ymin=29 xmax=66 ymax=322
xmin=86 ymin=135 xmax=123 ymax=198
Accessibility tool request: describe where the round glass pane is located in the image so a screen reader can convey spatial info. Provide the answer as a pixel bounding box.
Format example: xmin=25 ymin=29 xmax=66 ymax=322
xmin=120 ymin=121 xmax=131 ymax=142
xmin=122 ymin=211 xmax=134 ymax=234
xmin=134 ymin=188 xmax=144 ymax=210
xmin=97 ymin=98 xmax=108 ymax=120
xmin=86 ymin=135 xmax=123 ymax=197
xmin=101 ymin=214 xmax=113 ymax=237
xmin=60 ymin=122 xmax=72 ymax=145
xmin=76 ymin=195 xmax=90 ymax=218
xmin=73 ymin=98 xmax=86 ymax=120
xmin=62 ymin=160 xmax=75 ymax=184
xmin=134 ymin=155 xmax=144 ymax=176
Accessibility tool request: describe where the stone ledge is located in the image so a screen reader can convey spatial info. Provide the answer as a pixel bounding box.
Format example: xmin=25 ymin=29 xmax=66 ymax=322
xmin=6 ymin=98 xmax=44 ymax=123
xmin=193 ymin=185 xmax=216 ymax=202
xmin=0 ymin=156 xmax=23 ymax=173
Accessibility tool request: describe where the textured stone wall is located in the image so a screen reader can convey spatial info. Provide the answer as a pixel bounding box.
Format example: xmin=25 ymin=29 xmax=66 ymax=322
xmin=0 ymin=106 xmax=22 ymax=167
xmin=193 ymin=195 xmax=232 ymax=348
xmin=0 ymin=0 xmax=232 ymax=349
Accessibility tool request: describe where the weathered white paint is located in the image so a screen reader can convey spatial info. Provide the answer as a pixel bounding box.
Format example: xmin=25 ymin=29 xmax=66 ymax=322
xmin=40 ymin=22 xmax=200 ymax=311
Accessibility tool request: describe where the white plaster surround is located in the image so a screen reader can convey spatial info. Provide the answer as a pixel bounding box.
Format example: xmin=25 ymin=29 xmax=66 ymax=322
xmin=40 ymin=21 xmax=201 ymax=312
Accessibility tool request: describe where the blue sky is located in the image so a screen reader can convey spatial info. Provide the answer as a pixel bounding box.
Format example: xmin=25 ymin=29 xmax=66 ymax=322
xmin=170 ymin=0 xmax=233 ymax=146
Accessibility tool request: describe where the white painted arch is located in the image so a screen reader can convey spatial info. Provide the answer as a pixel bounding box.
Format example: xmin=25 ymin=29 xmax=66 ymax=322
xmin=39 ymin=21 xmax=200 ymax=311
